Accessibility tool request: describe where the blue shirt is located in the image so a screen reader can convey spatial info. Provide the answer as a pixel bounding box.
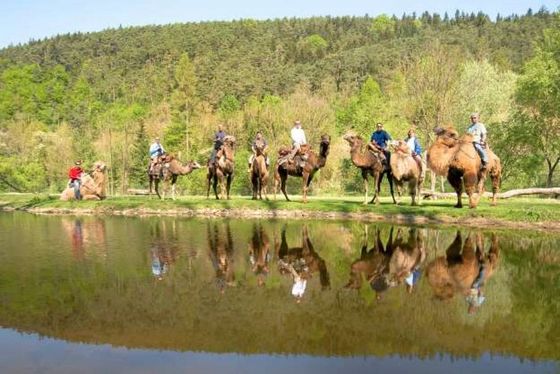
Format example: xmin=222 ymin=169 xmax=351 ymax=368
xmin=214 ymin=130 xmax=226 ymax=149
xmin=370 ymin=130 xmax=392 ymax=149
xmin=149 ymin=142 xmax=165 ymax=157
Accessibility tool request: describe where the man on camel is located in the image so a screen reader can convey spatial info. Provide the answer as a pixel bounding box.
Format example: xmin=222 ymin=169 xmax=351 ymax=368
xmin=210 ymin=124 xmax=227 ymax=165
xmin=148 ymin=137 xmax=166 ymax=174
xmin=404 ymin=127 xmax=423 ymax=174
xmin=68 ymin=160 xmax=84 ymax=200
xmin=467 ymin=113 xmax=488 ymax=170
xmin=368 ymin=122 xmax=392 ymax=165
xmin=247 ymin=130 xmax=269 ymax=173
xmin=288 ymin=120 xmax=307 ymax=167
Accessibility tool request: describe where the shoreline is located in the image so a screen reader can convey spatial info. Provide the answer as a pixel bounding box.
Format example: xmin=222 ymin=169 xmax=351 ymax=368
xmin=2 ymin=204 xmax=559 ymax=232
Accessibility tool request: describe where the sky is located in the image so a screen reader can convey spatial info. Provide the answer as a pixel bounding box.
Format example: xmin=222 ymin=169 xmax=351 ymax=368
xmin=0 ymin=0 xmax=558 ymax=48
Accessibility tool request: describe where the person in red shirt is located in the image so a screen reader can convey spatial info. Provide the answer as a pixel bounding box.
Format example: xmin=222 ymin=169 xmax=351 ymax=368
xmin=68 ymin=160 xmax=84 ymax=200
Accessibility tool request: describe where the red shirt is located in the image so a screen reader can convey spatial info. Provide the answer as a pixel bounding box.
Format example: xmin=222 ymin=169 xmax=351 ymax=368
xmin=68 ymin=166 xmax=83 ymax=180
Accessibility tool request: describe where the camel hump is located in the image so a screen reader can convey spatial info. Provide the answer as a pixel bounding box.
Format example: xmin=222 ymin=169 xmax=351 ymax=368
xmin=278 ymin=147 xmax=291 ymax=156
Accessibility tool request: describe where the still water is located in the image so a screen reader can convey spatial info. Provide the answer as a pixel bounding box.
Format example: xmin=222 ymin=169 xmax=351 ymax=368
xmin=0 ymin=212 xmax=558 ymax=373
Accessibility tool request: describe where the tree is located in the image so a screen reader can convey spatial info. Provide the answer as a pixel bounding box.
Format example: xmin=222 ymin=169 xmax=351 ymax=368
xmin=515 ymin=24 xmax=560 ymax=187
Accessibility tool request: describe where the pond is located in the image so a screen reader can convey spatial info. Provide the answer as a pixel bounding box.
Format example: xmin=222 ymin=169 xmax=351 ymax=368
xmin=0 ymin=212 xmax=558 ymax=373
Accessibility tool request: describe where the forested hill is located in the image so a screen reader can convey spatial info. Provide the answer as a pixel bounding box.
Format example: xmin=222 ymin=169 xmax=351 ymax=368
xmin=0 ymin=10 xmax=555 ymax=106
xmin=0 ymin=9 xmax=559 ymax=195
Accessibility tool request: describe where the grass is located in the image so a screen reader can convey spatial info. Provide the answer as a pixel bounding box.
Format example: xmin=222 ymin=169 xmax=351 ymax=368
xmin=1 ymin=192 xmax=559 ymax=226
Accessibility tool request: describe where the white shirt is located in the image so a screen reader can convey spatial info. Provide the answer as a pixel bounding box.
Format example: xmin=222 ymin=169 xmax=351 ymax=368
xmin=406 ymin=137 xmax=416 ymax=152
xmin=290 ymin=126 xmax=307 ymax=146
xmin=467 ymin=122 xmax=487 ymax=144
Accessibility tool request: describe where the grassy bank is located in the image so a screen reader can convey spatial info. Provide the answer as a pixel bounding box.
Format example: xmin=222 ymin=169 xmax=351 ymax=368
xmin=1 ymin=193 xmax=559 ymax=230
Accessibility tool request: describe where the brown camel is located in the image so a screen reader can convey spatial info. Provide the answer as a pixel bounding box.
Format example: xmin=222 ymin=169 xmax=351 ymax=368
xmin=277 ymin=225 xmax=330 ymax=301
xmin=207 ymin=135 xmax=236 ymax=200
xmin=60 ymin=161 xmax=107 ymax=201
xmin=250 ymin=140 xmax=269 ymax=200
xmin=248 ymin=223 xmax=271 ymax=286
xmin=345 ymin=226 xmax=425 ymax=295
xmin=427 ymin=127 xmax=502 ymax=208
xmin=207 ymin=221 xmax=235 ymax=293
xmin=343 ymin=132 xmax=395 ymax=205
xmin=152 ymin=155 xmax=201 ymax=200
xmin=274 ymin=134 xmax=330 ymax=203
xmin=387 ymin=140 xmax=423 ymax=206
xmin=425 ymin=231 xmax=499 ymax=312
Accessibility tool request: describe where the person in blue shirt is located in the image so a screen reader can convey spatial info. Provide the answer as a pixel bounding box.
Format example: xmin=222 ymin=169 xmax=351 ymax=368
xmin=369 ymin=122 xmax=392 ymax=165
xmin=148 ymin=137 xmax=165 ymax=175
xmin=210 ymin=124 xmax=227 ymax=165
xmin=404 ymin=128 xmax=423 ymax=174
xmin=466 ymin=113 xmax=488 ymax=170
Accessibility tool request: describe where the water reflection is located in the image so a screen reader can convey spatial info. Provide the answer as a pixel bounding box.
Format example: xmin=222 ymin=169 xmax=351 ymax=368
xmin=277 ymin=225 xmax=330 ymax=302
xmin=207 ymin=221 xmax=235 ymax=293
xmin=345 ymin=226 xmax=426 ymax=299
xmin=426 ymin=231 xmax=500 ymax=314
xmin=61 ymin=218 xmax=107 ymax=260
xmin=150 ymin=221 xmax=181 ymax=280
xmin=248 ymin=223 xmax=271 ymax=287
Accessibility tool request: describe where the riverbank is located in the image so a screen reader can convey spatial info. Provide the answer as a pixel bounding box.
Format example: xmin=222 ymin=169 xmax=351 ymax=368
xmin=0 ymin=193 xmax=559 ymax=231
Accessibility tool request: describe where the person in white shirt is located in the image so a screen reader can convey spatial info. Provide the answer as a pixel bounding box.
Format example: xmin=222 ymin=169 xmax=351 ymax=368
xmin=466 ymin=113 xmax=488 ymax=170
xmin=288 ymin=120 xmax=307 ymax=163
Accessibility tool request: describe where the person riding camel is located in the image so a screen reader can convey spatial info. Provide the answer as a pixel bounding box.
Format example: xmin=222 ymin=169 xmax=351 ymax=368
xmin=404 ymin=127 xmax=423 ymax=174
xmin=68 ymin=160 xmax=84 ymax=200
xmin=148 ymin=137 xmax=165 ymax=174
xmin=368 ymin=122 xmax=392 ymax=165
xmin=467 ymin=113 xmax=488 ymax=170
xmin=247 ymin=130 xmax=269 ymax=173
xmin=288 ymin=120 xmax=307 ymax=166
xmin=210 ymin=124 xmax=227 ymax=165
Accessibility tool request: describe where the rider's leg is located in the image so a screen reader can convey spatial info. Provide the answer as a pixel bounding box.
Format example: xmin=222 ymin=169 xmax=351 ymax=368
xmin=473 ymin=143 xmax=488 ymax=169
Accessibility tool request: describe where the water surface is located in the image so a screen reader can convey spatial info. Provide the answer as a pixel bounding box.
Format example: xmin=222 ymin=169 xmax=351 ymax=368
xmin=0 ymin=212 xmax=558 ymax=373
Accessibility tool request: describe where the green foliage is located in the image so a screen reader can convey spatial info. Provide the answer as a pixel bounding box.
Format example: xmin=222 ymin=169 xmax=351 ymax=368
xmin=370 ymin=14 xmax=396 ymax=39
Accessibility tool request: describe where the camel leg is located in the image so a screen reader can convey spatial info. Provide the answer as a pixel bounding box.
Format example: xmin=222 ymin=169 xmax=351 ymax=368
xmin=490 ymin=169 xmax=500 ymax=206
xmin=464 ymin=172 xmax=480 ymax=209
xmin=302 ymin=174 xmax=309 ymax=203
xmin=281 ymin=174 xmax=290 ymax=202
xmin=447 ymin=170 xmax=463 ymax=208
xmin=370 ymin=171 xmax=381 ymax=205
xmin=149 ymin=177 xmax=153 ymax=199
xmin=362 ymin=170 xmax=368 ymax=205
xmin=226 ymin=174 xmax=233 ymax=200
xmin=395 ymin=180 xmax=402 ymax=205
xmin=388 ymin=171 xmax=396 ymax=204
xmin=171 ymin=175 xmax=178 ymax=201
xmin=154 ymin=179 xmax=162 ymax=200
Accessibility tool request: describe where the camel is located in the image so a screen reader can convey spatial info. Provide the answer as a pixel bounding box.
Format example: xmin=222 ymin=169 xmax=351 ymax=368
xmin=274 ymin=134 xmax=331 ymax=203
xmin=427 ymin=127 xmax=502 ymax=208
xmin=150 ymin=155 xmax=201 ymax=200
xmin=345 ymin=226 xmax=425 ymax=295
xmin=425 ymin=231 xmax=499 ymax=312
xmin=343 ymin=132 xmax=395 ymax=205
xmin=207 ymin=135 xmax=236 ymax=200
xmin=60 ymin=161 xmax=107 ymax=201
xmin=207 ymin=221 xmax=235 ymax=293
xmin=387 ymin=140 xmax=423 ymax=206
xmin=250 ymin=140 xmax=269 ymax=200
xmin=277 ymin=225 xmax=330 ymax=300
xmin=248 ymin=223 xmax=271 ymax=286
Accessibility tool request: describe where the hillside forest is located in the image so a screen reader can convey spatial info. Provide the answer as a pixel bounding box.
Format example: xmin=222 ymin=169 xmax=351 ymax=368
xmin=0 ymin=9 xmax=559 ymax=196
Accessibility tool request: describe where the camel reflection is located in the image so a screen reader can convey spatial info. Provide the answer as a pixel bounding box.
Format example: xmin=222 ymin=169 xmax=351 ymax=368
xmin=345 ymin=226 xmax=425 ymax=298
xmin=150 ymin=221 xmax=181 ymax=280
xmin=207 ymin=221 xmax=235 ymax=293
xmin=61 ymin=218 xmax=107 ymax=260
xmin=277 ymin=225 xmax=330 ymax=302
xmin=426 ymin=231 xmax=500 ymax=314
xmin=248 ymin=223 xmax=271 ymax=287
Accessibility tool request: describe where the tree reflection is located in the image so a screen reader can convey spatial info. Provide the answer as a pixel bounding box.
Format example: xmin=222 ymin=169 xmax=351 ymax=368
xmin=426 ymin=231 xmax=500 ymax=314
xmin=61 ymin=218 xmax=107 ymax=260
xmin=277 ymin=225 xmax=330 ymax=302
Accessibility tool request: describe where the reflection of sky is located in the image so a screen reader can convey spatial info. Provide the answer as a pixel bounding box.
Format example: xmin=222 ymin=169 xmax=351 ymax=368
xmin=0 ymin=328 xmax=556 ymax=374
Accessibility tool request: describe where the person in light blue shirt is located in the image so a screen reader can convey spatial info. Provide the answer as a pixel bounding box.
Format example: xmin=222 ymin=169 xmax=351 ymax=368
xmin=404 ymin=128 xmax=423 ymax=174
xmin=149 ymin=137 xmax=165 ymax=158
xmin=466 ymin=113 xmax=488 ymax=170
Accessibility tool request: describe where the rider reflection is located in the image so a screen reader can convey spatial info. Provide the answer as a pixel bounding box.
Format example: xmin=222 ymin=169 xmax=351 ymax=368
xmin=149 ymin=221 xmax=180 ymax=281
xmin=277 ymin=225 xmax=330 ymax=302
xmin=207 ymin=221 xmax=235 ymax=293
xmin=248 ymin=223 xmax=271 ymax=287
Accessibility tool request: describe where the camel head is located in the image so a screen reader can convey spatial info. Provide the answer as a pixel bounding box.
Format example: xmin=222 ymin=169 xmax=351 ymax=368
xmin=387 ymin=140 xmax=411 ymax=155
xmin=92 ymin=161 xmax=107 ymax=173
xmin=223 ymin=135 xmax=236 ymax=147
xmin=188 ymin=160 xmax=202 ymax=170
xmin=342 ymin=131 xmax=363 ymax=146
xmin=319 ymin=134 xmax=331 ymax=158
xmin=433 ymin=126 xmax=460 ymax=147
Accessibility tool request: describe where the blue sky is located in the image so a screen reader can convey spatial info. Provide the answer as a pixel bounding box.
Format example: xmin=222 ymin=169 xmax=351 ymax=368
xmin=1 ymin=0 xmax=558 ymax=48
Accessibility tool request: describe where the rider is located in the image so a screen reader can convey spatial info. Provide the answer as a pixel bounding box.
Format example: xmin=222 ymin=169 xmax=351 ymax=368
xmin=210 ymin=124 xmax=227 ymax=165
xmin=288 ymin=120 xmax=307 ymax=166
xmin=68 ymin=160 xmax=84 ymax=200
xmin=247 ymin=130 xmax=269 ymax=173
xmin=369 ymin=122 xmax=392 ymax=165
xmin=404 ymin=127 xmax=423 ymax=174
xmin=467 ymin=113 xmax=488 ymax=170
xmin=148 ymin=137 xmax=165 ymax=173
